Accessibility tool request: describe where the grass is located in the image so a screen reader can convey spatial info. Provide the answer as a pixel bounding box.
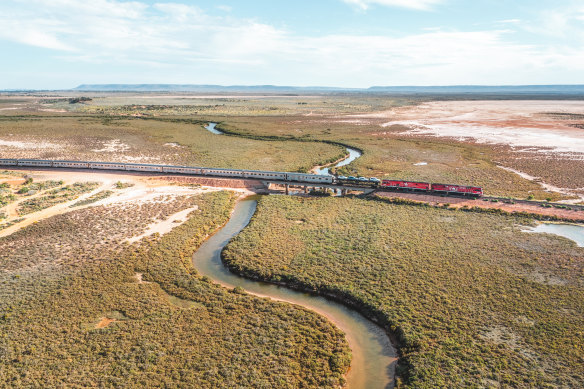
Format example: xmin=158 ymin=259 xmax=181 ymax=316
xmin=0 ymin=191 xmax=350 ymax=387
xmin=223 ymin=195 xmax=584 ymax=388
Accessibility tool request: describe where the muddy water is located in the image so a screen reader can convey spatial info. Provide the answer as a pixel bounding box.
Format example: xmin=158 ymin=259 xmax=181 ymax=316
xmin=315 ymin=147 xmax=362 ymax=175
xmin=192 ymin=197 xmax=396 ymax=388
xmin=528 ymin=223 xmax=584 ymax=247
xmin=204 ymin=122 xmax=224 ymax=135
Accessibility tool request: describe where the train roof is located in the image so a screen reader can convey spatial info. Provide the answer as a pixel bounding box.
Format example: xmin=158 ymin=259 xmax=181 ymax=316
xmin=382 ymin=179 xmax=431 ymax=184
xmin=432 ymin=183 xmax=482 ymax=188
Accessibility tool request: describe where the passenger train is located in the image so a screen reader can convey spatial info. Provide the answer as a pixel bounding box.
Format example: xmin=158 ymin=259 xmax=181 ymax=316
xmin=0 ymin=159 xmax=335 ymax=184
xmin=0 ymin=158 xmax=483 ymax=197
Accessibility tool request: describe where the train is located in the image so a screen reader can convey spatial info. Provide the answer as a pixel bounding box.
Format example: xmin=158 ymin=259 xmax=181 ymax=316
xmin=0 ymin=158 xmax=483 ymax=197
xmin=380 ymin=180 xmax=483 ymax=197
xmin=0 ymin=159 xmax=335 ymax=184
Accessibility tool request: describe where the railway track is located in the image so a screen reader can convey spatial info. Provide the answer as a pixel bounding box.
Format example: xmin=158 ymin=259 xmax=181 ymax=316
xmin=2 ymin=158 xmax=582 ymax=211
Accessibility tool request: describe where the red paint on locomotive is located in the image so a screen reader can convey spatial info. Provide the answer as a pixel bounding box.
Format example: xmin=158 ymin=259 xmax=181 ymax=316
xmin=381 ymin=180 xmax=431 ymax=191
xmin=431 ymin=183 xmax=483 ymax=196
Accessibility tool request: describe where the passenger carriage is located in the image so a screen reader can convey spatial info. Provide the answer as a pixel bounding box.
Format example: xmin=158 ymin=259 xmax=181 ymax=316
xmin=241 ymin=170 xmax=286 ymax=180
xmin=52 ymin=160 xmax=90 ymax=169
xmin=286 ymin=172 xmax=334 ymax=184
xmin=89 ymin=162 xmax=128 ymax=170
xmin=162 ymin=165 xmax=204 ymax=175
xmin=0 ymin=159 xmax=18 ymax=166
xmin=124 ymin=163 xmax=164 ymax=172
xmin=16 ymin=159 xmax=53 ymax=167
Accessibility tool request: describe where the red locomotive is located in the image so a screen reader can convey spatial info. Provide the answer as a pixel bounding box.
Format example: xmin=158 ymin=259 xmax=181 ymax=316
xmin=431 ymin=183 xmax=483 ymax=196
xmin=380 ymin=180 xmax=483 ymax=197
xmin=381 ymin=180 xmax=430 ymax=191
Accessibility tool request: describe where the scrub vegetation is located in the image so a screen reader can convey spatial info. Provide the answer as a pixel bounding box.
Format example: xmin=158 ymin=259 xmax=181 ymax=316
xmin=16 ymin=182 xmax=99 ymax=215
xmin=0 ymin=115 xmax=344 ymax=172
xmin=0 ymin=191 xmax=350 ymax=387
xmin=1 ymin=94 xmax=579 ymax=199
xmin=213 ymin=116 xmax=568 ymax=200
xmin=223 ymin=195 xmax=584 ymax=388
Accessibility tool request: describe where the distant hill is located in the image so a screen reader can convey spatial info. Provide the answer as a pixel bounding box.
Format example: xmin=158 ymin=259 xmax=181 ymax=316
xmin=73 ymin=84 xmax=351 ymax=92
xmin=73 ymin=84 xmax=584 ymax=95
xmin=367 ymin=85 xmax=584 ymax=94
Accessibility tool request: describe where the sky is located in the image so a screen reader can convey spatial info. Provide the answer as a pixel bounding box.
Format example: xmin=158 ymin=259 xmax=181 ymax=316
xmin=1 ymin=0 xmax=583 ymax=89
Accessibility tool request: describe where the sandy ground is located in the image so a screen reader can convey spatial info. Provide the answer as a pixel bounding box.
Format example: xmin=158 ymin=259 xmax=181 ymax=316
xmin=95 ymin=317 xmax=116 ymax=328
xmin=375 ymin=191 xmax=584 ymax=221
xmin=0 ymin=169 xmax=254 ymax=239
xmin=358 ymin=100 xmax=584 ymax=154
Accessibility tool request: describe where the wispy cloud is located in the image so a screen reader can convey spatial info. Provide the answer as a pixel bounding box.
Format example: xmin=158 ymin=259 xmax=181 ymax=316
xmin=341 ymin=0 xmax=445 ymax=11
xmin=0 ymin=0 xmax=583 ymax=87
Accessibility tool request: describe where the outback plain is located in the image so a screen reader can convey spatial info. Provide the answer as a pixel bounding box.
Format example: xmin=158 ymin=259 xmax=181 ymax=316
xmin=1 ymin=92 xmax=583 ymax=388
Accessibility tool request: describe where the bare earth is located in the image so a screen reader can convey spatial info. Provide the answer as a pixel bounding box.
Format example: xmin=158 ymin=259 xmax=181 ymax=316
xmin=0 ymin=169 xmax=254 ymax=239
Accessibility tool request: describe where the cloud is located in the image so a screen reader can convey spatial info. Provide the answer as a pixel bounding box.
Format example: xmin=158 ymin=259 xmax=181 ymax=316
xmin=342 ymin=0 xmax=445 ymax=11
xmin=217 ymin=5 xmax=232 ymax=12
xmin=0 ymin=0 xmax=583 ymax=87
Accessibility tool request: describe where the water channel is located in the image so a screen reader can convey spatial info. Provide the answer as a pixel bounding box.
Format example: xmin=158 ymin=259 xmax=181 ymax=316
xmin=192 ymin=197 xmax=396 ymax=389
xmin=204 ymin=122 xmax=224 ymax=135
xmin=315 ymin=147 xmax=362 ymax=176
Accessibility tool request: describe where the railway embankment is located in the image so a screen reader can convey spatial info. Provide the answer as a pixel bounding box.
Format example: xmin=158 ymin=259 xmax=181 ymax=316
xmin=375 ymin=191 xmax=584 ymax=222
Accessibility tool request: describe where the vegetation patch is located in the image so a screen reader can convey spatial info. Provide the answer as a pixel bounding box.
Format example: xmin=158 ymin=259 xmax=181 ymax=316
xmin=0 ymin=191 xmax=350 ymax=387
xmin=17 ymin=182 xmax=99 ymax=214
xmin=70 ymin=190 xmax=113 ymax=207
xmin=223 ymin=195 xmax=584 ymax=388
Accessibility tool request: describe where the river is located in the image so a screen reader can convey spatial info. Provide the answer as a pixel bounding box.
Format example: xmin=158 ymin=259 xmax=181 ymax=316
xmin=204 ymin=122 xmax=224 ymax=135
xmin=204 ymin=122 xmax=363 ymax=177
xmin=192 ymin=196 xmax=396 ymax=388
xmin=315 ymin=147 xmax=362 ymax=176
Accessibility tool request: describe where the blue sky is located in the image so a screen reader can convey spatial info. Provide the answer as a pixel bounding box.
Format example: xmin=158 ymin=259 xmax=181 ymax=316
xmin=1 ymin=0 xmax=583 ymax=89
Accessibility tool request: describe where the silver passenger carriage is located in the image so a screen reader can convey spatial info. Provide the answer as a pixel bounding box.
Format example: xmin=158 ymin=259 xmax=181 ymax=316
xmin=162 ymin=165 xmax=204 ymax=175
xmin=89 ymin=162 xmax=128 ymax=170
xmin=0 ymin=159 xmax=18 ymax=166
xmin=124 ymin=163 xmax=164 ymax=172
xmin=202 ymin=168 xmax=245 ymax=177
xmin=242 ymin=170 xmax=287 ymax=180
xmin=286 ymin=172 xmax=334 ymax=184
xmin=17 ymin=159 xmax=53 ymax=167
xmin=52 ymin=160 xmax=90 ymax=169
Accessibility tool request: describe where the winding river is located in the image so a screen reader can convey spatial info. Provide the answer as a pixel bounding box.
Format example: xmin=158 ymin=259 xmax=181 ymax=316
xmin=192 ymin=197 xmax=397 ymax=389
xmin=205 ymin=122 xmax=363 ymax=177
xmin=200 ymin=122 xmax=395 ymax=387
xmin=315 ymin=147 xmax=362 ymax=176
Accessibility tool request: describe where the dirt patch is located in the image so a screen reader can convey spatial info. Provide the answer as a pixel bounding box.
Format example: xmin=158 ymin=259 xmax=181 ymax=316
xmin=126 ymin=206 xmax=198 ymax=243
xmin=135 ymin=272 xmax=149 ymax=284
xmin=95 ymin=317 xmax=116 ymax=329
xmin=162 ymin=176 xmax=267 ymax=190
